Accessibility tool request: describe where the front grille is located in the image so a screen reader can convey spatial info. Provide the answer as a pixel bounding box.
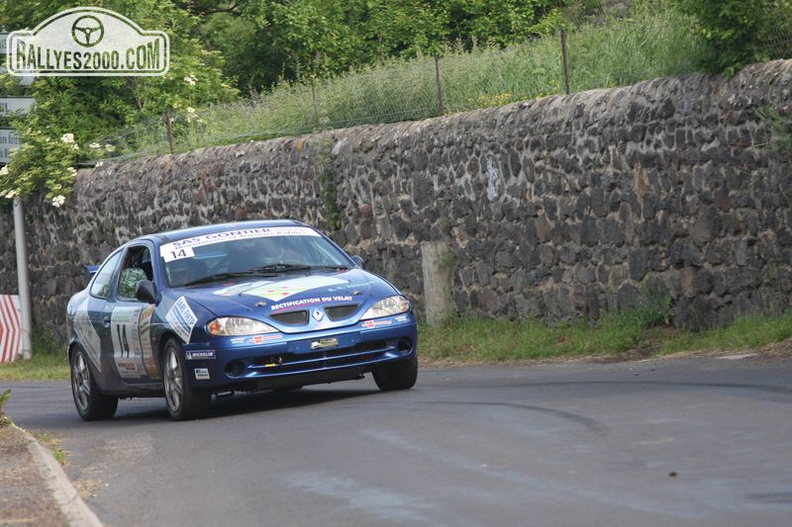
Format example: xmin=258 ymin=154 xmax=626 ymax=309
xmin=269 ymin=310 xmax=308 ymax=325
xmin=249 ymin=340 xmax=392 ymax=374
xmin=325 ymin=304 xmax=361 ymax=321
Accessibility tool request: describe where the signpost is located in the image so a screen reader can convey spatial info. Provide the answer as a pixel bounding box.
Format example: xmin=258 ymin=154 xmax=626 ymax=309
xmin=0 ymin=51 xmax=34 ymax=358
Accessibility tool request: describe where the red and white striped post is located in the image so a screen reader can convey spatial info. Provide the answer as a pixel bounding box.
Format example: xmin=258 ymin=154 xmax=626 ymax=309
xmin=0 ymin=295 xmax=21 ymax=363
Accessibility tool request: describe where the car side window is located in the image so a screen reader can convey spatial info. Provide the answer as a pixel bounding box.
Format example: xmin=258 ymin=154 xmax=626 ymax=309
xmin=117 ymin=246 xmax=153 ymax=300
xmin=89 ymin=252 xmax=123 ymax=299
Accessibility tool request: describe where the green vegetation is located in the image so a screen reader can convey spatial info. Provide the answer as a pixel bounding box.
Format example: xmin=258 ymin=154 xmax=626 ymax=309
xmin=673 ymin=0 xmax=792 ymax=74
xmin=419 ymin=307 xmax=792 ymax=363
xmin=759 ymin=107 xmax=792 ymax=158
xmin=660 ymin=310 xmax=792 ymax=354
xmin=2 ymin=0 xmax=789 ymax=202
xmin=0 ymin=328 xmax=70 ymax=381
xmin=81 ymin=1 xmax=707 ymax=160
xmin=0 ymin=353 xmax=70 ymax=381
xmin=30 ymin=430 xmax=67 ymax=466
xmin=0 ymin=389 xmax=11 ymax=426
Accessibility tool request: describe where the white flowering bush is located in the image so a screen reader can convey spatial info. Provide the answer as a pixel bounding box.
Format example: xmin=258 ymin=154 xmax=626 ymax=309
xmin=0 ymin=125 xmax=83 ymax=206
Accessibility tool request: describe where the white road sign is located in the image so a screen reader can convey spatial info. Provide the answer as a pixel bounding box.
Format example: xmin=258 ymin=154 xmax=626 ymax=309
xmin=0 ymin=97 xmax=35 ymax=117
xmin=0 ymin=128 xmax=22 ymax=164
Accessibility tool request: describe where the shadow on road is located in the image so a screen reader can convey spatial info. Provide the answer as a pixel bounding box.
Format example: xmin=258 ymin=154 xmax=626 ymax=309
xmin=106 ymin=386 xmax=379 ymax=423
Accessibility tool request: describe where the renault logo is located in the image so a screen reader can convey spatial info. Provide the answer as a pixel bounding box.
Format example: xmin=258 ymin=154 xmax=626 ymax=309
xmin=311 ymin=338 xmax=339 ymax=350
xmin=312 ymin=309 xmax=324 ymax=321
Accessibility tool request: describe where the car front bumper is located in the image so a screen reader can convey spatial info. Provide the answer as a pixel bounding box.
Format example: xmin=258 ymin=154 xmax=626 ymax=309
xmin=183 ymin=315 xmax=418 ymax=392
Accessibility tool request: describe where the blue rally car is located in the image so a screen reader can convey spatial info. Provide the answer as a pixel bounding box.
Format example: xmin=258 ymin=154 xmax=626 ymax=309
xmin=66 ymin=220 xmax=418 ymax=420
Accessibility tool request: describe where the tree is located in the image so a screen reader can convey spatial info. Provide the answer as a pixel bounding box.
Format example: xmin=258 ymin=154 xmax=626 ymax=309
xmin=0 ymin=0 xmax=237 ymax=204
xmin=672 ymin=0 xmax=776 ymax=74
xmin=198 ymin=0 xmax=569 ymax=93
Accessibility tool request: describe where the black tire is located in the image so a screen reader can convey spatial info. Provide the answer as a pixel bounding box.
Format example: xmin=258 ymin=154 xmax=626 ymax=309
xmin=70 ymin=346 xmax=118 ymax=421
xmin=162 ymin=338 xmax=211 ymax=421
xmin=373 ymin=355 xmax=418 ymax=391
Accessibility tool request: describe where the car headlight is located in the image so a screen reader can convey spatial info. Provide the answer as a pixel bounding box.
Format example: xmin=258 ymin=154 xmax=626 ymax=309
xmin=207 ymin=317 xmax=278 ymax=336
xmin=360 ymin=295 xmax=410 ymax=320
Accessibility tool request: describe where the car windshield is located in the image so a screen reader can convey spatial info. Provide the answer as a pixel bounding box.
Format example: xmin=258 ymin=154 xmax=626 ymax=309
xmin=160 ymin=226 xmax=351 ymax=287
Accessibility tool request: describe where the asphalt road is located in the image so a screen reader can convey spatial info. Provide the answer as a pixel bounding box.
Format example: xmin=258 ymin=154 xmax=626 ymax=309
xmin=4 ymin=354 xmax=792 ymax=527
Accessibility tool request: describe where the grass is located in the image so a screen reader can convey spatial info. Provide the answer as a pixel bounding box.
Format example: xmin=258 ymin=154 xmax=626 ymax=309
xmin=0 ymin=329 xmax=69 ymax=381
xmin=0 ymin=353 xmax=69 ymax=381
xmin=659 ymin=310 xmax=792 ymax=355
xmin=0 ymin=389 xmax=11 ymax=427
xmin=93 ymin=0 xmax=705 ymax=159
xmin=419 ymin=307 xmax=792 ymax=364
xmin=30 ymin=430 xmax=67 ymax=466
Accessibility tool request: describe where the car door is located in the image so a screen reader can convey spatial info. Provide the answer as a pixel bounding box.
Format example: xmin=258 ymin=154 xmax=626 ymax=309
xmin=106 ymin=243 xmax=163 ymax=388
xmin=78 ymin=250 xmax=124 ymax=387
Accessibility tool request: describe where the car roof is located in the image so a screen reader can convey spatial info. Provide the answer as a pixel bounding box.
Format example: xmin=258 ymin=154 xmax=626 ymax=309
xmin=130 ymin=219 xmax=309 ymax=246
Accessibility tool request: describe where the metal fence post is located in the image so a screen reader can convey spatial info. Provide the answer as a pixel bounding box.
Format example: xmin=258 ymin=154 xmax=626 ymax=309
xmin=13 ymin=197 xmax=32 ymax=360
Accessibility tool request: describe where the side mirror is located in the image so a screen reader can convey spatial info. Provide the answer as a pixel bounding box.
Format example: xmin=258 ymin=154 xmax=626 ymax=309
xmin=351 ymin=255 xmax=365 ymax=269
xmin=136 ymin=280 xmax=157 ymax=304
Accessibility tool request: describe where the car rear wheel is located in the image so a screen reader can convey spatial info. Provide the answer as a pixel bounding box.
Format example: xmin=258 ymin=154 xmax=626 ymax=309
xmin=70 ymin=346 xmax=118 ymax=421
xmin=373 ymin=355 xmax=418 ymax=391
xmin=163 ymin=338 xmax=211 ymax=421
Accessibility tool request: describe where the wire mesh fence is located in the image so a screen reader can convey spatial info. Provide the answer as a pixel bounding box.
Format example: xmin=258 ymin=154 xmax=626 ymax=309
xmin=761 ymin=0 xmax=792 ymax=60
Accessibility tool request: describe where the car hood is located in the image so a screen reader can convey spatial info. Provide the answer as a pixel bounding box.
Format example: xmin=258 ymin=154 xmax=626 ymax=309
xmin=173 ymin=269 xmax=398 ymax=317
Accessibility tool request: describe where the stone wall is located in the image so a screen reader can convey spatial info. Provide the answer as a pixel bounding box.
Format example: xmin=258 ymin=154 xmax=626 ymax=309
xmin=2 ymin=60 xmax=792 ymax=339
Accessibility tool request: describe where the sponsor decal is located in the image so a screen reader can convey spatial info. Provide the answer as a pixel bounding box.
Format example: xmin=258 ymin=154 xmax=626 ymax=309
xmin=229 ymin=337 xmax=246 ymax=345
xmin=161 ymin=226 xmax=319 ymax=260
xmin=186 ymin=350 xmax=216 ymax=360
xmin=269 ymin=294 xmax=353 ymax=312
xmin=245 ymin=276 xmax=346 ymax=301
xmin=139 ymin=304 xmax=159 ymax=378
xmin=6 ymin=7 xmax=169 ymax=77
xmin=166 ymin=296 xmax=197 ymax=343
xmin=248 ymin=334 xmax=283 ymax=345
xmin=362 ymin=319 xmax=393 ymax=329
xmin=310 ymin=337 xmax=339 ymax=350
xmin=111 ymin=306 xmax=148 ymax=378
xmin=394 ymin=315 xmax=410 ymax=324
xmin=194 ymin=368 xmax=210 ymax=380
xmin=71 ymin=298 xmax=102 ymax=371
xmin=110 ymin=305 xmax=159 ymax=378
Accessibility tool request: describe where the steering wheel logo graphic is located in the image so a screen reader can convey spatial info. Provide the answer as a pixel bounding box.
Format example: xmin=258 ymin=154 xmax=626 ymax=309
xmin=71 ymin=15 xmax=105 ymax=47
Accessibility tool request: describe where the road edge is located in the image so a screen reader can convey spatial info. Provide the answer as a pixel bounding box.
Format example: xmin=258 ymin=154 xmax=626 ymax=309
xmin=15 ymin=423 xmax=103 ymax=527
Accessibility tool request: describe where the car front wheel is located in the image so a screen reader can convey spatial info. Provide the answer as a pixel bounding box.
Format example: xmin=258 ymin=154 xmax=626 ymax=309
xmin=70 ymin=346 xmax=118 ymax=421
xmin=373 ymin=355 xmax=418 ymax=391
xmin=163 ymin=338 xmax=211 ymax=421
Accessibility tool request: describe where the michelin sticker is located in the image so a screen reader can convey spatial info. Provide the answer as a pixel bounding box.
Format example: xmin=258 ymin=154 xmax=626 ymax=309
xmin=160 ymin=226 xmax=320 ymax=262
xmin=186 ymin=350 xmax=216 ymax=360
xmin=166 ymin=296 xmax=197 ymax=343
xmin=71 ymin=299 xmax=102 ymax=372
